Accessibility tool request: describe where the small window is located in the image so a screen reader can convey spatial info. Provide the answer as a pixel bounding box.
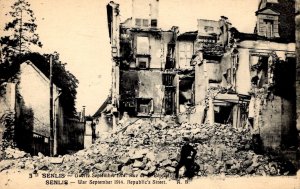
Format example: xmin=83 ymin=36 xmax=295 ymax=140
xmin=204 ymin=26 xmax=214 ymax=32
xmin=137 ymin=98 xmax=153 ymax=116
xmin=136 ymin=56 xmax=150 ymax=69
xmin=151 ymin=19 xmax=157 ymax=27
xmin=143 ymin=19 xmax=149 ymax=27
xmin=250 ymin=55 xmax=269 ymax=87
xmin=139 ymin=104 xmax=149 ymax=114
xmin=264 ymin=19 xmax=274 ymax=38
xmin=135 ymin=18 xmax=141 ymax=27
xmin=139 ymin=61 xmax=147 ymax=69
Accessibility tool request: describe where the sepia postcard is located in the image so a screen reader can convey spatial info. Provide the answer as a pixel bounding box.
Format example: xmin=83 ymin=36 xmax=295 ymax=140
xmin=0 ymin=0 xmax=300 ymax=188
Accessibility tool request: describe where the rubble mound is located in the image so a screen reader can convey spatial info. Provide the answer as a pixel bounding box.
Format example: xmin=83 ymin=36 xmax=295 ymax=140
xmin=1 ymin=118 xmax=296 ymax=177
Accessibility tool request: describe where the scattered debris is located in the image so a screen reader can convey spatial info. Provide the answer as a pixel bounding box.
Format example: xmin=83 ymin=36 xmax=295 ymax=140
xmin=0 ymin=118 xmax=296 ymax=177
xmin=4 ymin=147 xmax=28 ymax=159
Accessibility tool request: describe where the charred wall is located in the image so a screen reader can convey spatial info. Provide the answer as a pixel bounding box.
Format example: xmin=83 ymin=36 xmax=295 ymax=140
xmin=119 ymin=70 xmax=165 ymax=116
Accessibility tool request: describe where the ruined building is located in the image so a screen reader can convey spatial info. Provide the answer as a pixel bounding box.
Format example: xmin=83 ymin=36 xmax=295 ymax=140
xmin=189 ymin=0 xmax=297 ymax=149
xmin=100 ymin=0 xmax=298 ymax=150
xmin=106 ymin=0 xmax=178 ymax=124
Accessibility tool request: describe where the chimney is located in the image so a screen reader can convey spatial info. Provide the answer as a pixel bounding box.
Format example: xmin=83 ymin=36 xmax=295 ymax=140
xmin=81 ymin=106 xmax=86 ymax=122
xmin=132 ymin=0 xmax=159 ymax=28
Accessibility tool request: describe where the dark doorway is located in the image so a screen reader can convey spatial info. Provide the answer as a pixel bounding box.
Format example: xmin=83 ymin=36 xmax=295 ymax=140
xmin=165 ymin=87 xmax=176 ymax=115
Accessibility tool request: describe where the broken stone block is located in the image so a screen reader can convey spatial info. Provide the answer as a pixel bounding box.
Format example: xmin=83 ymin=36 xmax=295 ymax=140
xmin=243 ymin=160 xmax=253 ymax=168
xmin=147 ymin=166 xmax=156 ymax=175
xmin=145 ymin=151 xmax=155 ymax=161
xmin=132 ymin=160 xmax=145 ymax=169
xmin=95 ymin=163 xmax=108 ymax=171
xmin=50 ymin=157 xmax=64 ymax=164
xmin=109 ymin=164 xmax=120 ymax=172
xmin=38 ymin=165 xmax=49 ymax=171
xmin=121 ymin=165 xmax=132 ymax=175
xmin=140 ymin=170 xmax=149 ymax=176
xmin=205 ymin=164 xmax=215 ymax=174
xmin=118 ymin=156 xmax=131 ymax=165
xmin=155 ymin=152 xmax=168 ymax=163
xmin=156 ymin=120 xmax=168 ymax=130
xmin=131 ymin=152 xmax=144 ymax=160
xmin=165 ymin=166 xmax=175 ymax=173
xmin=38 ymin=152 xmax=44 ymax=158
xmin=246 ymin=166 xmax=255 ymax=174
xmin=160 ymin=159 xmax=172 ymax=167
xmin=82 ymin=159 xmax=95 ymax=166
xmin=142 ymin=157 xmax=148 ymax=164
xmin=133 ymin=170 xmax=141 ymax=177
xmin=155 ymin=169 xmax=166 ymax=176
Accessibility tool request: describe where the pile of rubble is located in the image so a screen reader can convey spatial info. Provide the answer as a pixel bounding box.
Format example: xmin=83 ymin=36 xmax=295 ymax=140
xmin=0 ymin=118 xmax=296 ymax=177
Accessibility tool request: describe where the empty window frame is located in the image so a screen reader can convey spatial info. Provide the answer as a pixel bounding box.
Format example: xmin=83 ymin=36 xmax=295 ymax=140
xmin=250 ymin=54 xmax=269 ymax=87
xmin=162 ymin=73 xmax=175 ymax=86
xmin=178 ymin=42 xmax=193 ymax=67
xmin=151 ymin=19 xmax=157 ymax=27
xmin=135 ymin=18 xmax=142 ymax=27
xmin=204 ymin=26 xmax=214 ymax=32
xmin=137 ymin=36 xmax=150 ymax=55
xmin=136 ymin=56 xmax=150 ymax=69
xmin=136 ymin=98 xmax=153 ymax=116
xmin=164 ymin=87 xmax=176 ymax=115
xmin=143 ymin=19 xmax=149 ymax=27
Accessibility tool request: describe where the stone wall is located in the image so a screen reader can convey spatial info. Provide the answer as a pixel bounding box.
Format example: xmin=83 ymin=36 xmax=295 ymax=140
xmin=255 ymin=95 xmax=296 ymax=149
xmin=18 ymin=62 xmax=60 ymax=137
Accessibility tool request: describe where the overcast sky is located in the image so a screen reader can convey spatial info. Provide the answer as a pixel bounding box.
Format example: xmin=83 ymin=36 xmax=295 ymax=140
xmin=0 ymin=0 xmax=259 ymax=115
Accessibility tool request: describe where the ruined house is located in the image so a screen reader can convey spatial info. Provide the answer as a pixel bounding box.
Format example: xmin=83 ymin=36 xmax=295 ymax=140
xmin=106 ymin=0 xmax=179 ymax=128
xmin=189 ymin=0 xmax=297 ymax=149
xmin=102 ymin=0 xmax=298 ymax=150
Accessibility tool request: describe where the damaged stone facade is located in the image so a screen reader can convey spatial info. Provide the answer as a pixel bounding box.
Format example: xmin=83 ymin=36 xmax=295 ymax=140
xmin=106 ymin=0 xmax=179 ymax=125
xmin=103 ymin=0 xmax=298 ymax=150
xmin=188 ymin=1 xmax=297 ymax=150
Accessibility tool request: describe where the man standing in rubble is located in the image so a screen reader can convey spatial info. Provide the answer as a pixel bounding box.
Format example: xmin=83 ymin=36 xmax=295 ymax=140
xmin=175 ymin=137 xmax=198 ymax=179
